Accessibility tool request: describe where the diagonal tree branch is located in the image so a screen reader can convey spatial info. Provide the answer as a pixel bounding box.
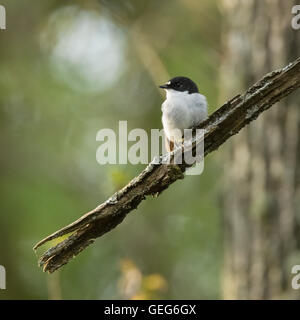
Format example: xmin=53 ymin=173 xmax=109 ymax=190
xmin=34 ymin=57 xmax=300 ymax=273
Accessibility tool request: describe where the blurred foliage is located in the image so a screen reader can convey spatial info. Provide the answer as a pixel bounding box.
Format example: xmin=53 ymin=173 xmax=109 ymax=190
xmin=0 ymin=0 xmax=223 ymax=299
xmin=118 ymin=259 xmax=167 ymax=299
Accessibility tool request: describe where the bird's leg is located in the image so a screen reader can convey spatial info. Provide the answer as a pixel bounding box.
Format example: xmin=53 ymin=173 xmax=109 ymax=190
xmin=165 ymin=136 xmax=174 ymax=152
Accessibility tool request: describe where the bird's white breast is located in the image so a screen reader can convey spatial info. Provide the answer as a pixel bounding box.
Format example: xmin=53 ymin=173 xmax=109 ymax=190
xmin=161 ymin=89 xmax=207 ymax=143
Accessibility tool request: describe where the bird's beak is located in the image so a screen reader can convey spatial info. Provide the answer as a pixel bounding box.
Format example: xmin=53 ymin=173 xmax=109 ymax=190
xmin=159 ymin=83 xmax=170 ymax=89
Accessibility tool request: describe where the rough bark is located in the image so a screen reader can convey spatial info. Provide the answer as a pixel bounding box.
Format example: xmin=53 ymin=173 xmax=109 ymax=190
xmin=34 ymin=56 xmax=300 ymax=273
xmin=221 ymin=0 xmax=300 ymax=299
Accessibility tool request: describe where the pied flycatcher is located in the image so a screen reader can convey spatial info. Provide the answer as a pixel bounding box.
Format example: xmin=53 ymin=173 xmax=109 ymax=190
xmin=159 ymin=76 xmax=208 ymax=152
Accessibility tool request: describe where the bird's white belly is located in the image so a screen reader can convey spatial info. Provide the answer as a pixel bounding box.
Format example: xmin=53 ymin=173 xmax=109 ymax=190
xmin=161 ymin=90 xmax=207 ymax=143
xmin=162 ymin=106 xmax=190 ymax=143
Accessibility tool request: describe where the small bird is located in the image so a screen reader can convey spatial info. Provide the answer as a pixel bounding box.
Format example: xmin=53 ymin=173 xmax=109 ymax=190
xmin=159 ymin=76 xmax=208 ymax=152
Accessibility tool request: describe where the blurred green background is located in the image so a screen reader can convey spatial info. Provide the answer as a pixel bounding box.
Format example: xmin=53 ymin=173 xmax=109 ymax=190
xmin=1 ymin=0 xmax=298 ymax=300
xmin=0 ymin=0 xmax=222 ymax=299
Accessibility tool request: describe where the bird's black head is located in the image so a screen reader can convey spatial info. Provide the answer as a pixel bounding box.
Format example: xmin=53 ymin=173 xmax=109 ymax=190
xmin=159 ymin=76 xmax=199 ymax=94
